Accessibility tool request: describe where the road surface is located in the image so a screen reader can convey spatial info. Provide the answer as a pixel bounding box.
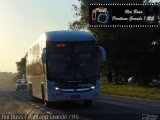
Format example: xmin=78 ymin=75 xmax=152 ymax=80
xmin=0 ymin=82 xmax=160 ymax=120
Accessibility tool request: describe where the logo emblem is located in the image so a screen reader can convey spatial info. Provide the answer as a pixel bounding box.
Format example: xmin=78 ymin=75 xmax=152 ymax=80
xmin=91 ymin=7 xmax=109 ymax=25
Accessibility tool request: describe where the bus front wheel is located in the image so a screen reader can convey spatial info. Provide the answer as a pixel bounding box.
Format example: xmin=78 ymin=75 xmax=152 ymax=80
xmin=84 ymin=100 xmax=92 ymax=107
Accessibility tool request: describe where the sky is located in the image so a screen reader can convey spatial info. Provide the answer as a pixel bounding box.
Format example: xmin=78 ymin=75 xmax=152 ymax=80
xmin=0 ymin=0 xmax=80 ymax=73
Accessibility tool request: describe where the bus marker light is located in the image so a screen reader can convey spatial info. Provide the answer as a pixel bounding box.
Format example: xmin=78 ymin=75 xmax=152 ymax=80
xmin=56 ymin=43 xmax=66 ymax=47
xmin=55 ymin=87 xmax=60 ymax=91
xmin=91 ymin=86 xmax=95 ymax=89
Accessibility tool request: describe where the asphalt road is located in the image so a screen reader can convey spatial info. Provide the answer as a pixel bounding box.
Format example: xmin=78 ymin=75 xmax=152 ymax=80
xmin=0 ymin=82 xmax=160 ymax=120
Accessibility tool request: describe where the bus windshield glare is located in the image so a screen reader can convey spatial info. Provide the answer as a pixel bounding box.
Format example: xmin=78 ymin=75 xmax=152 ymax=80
xmin=46 ymin=42 xmax=99 ymax=81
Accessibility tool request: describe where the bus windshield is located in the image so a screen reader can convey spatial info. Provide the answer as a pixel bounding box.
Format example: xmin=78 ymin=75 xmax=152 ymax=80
xmin=47 ymin=53 xmax=74 ymax=80
xmin=76 ymin=52 xmax=98 ymax=80
xmin=46 ymin=42 xmax=99 ymax=81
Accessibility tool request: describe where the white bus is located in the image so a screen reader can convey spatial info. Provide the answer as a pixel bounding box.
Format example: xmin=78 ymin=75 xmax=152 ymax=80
xmin=26 ymin=31 xmax=106 ymax=107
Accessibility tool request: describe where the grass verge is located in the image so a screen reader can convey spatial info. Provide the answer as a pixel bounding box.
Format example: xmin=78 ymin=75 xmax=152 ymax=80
xmin=101 ymin=81 xmax=160 ymax=100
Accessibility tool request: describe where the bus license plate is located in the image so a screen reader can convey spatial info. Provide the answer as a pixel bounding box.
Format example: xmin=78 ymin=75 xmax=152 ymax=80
xmin=71 ymin=95 xmax=80 ymax=99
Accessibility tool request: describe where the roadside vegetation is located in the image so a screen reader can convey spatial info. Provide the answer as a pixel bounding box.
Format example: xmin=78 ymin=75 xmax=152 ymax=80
xmin=0 ymin=72 xmax=16 ymax=84
xmin=101 ymin=81 xmax=160 ymax=100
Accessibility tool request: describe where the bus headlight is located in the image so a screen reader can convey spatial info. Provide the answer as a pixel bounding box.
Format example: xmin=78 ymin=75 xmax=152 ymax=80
xmin=90 ymin=86 xmax=95 ymax=89
xmin=54 ymin=87 xmax=60 ymax=91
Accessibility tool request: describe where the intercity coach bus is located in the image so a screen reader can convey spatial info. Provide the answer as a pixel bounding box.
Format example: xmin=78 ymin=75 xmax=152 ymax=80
xmin=26 ymin=31 xmax=106 ymax=107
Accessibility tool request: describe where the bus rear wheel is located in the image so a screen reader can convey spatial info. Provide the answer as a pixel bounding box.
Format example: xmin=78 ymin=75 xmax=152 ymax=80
xmin=41 ymin=85 xmax=52 ymax=107
xmin=28 ymin=84 xmax=37 ymax=102
xmin=84 ymin=100 xmax=92 ymax=107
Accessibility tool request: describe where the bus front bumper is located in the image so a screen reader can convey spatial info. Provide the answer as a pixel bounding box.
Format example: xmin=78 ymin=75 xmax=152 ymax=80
xmin=47 ymin=88 xmax=100 ymax=101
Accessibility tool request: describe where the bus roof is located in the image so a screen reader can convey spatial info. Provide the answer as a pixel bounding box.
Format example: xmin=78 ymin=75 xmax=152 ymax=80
xmin=26 ymin=31 xmax=96 ymax=53
xmin=45 ymin=31 xmax=96 ymax=42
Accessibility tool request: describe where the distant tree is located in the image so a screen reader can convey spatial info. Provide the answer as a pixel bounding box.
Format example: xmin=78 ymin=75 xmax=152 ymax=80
xmin=13 ymin=56 xmax=26 ymax=82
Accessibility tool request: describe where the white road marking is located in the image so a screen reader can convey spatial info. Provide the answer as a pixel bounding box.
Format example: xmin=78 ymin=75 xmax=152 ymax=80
xmin=8 ymin=90 xmax=53 ymax=115
xmin=45 ymin=111 xmax=52 ymax=114
xmin=35 ymin=105 xmax=40 ymax=108
xmin=31 ymin=103 xmax=35 ymax=106
xmin=40 ymin=108 xmax=45 ymax=111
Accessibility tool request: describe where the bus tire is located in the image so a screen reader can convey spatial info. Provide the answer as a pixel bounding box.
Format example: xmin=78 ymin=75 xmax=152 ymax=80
xmin=41 ymin=84 xmax=51 ymax=107
xmin=41 ymin=84 xmax=45 ymax=101
xmin=84 ymin=100 xmax=92 ymax=107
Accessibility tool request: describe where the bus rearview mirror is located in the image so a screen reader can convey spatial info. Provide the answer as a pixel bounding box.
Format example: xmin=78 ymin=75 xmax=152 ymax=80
xmin=42 ymin=48 xmax=46 ymax=64
xmin=97 ymin=46 xmax=106 ymax=62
